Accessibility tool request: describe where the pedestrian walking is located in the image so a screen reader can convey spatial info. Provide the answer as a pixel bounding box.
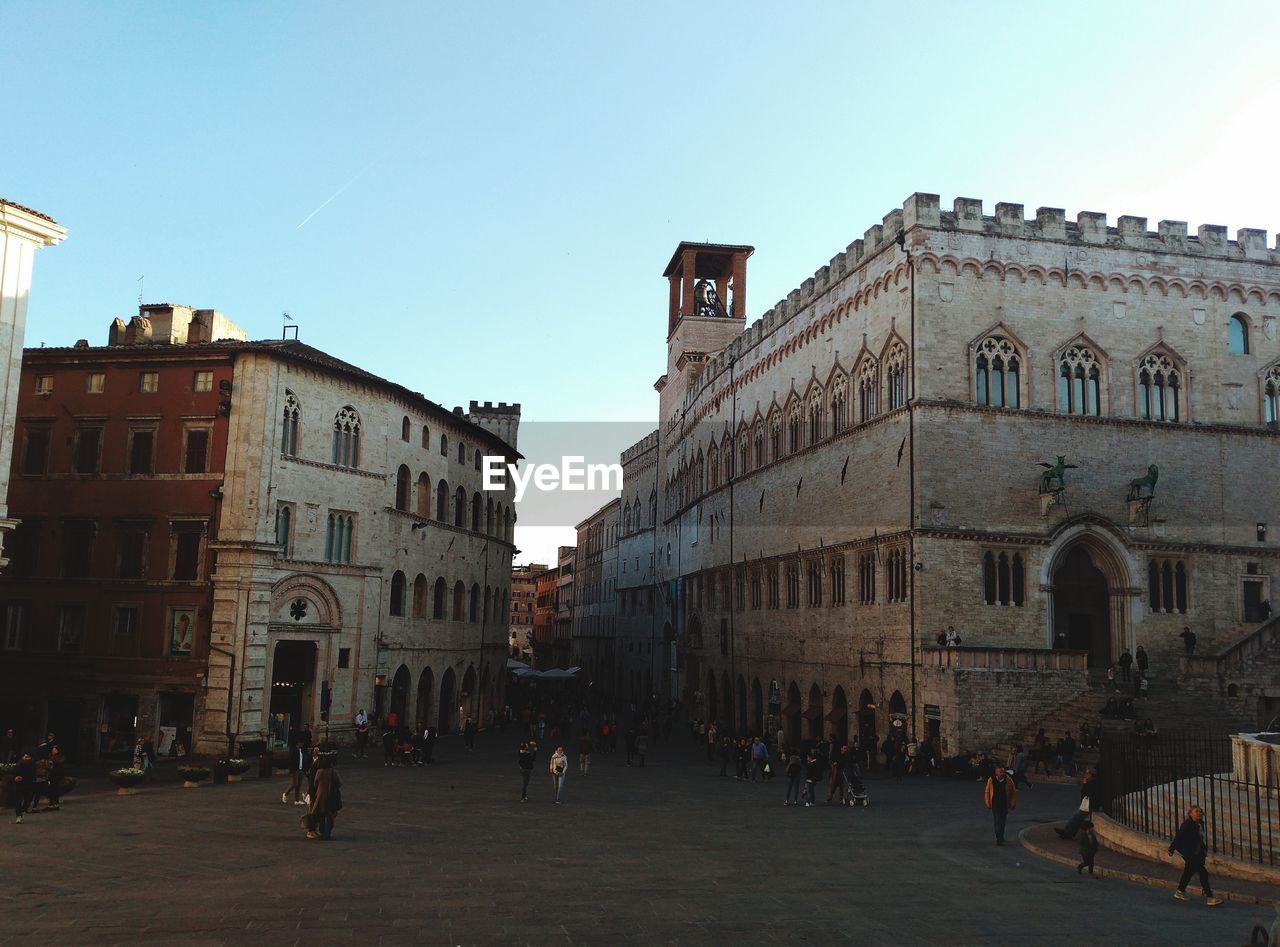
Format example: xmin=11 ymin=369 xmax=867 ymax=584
xmin=382 ymin=723 xmax=396 ymax=766
xmin=306 ymin=752 xmax=342 ymax=841
xmin=1055 ymin=770 xmax=1100 ymax=840
xmin=983 ymin=764 xmax=1018 ymax=845
xmin=1118 ymin=649 xmax=1134 ymax=682
xmin=1009 ymin=745 xmax=1032 ymax=790
xmin=750 ymin=737 xmax=768 ymax=782
xmin=624 ymin=727 xmax=637 ymax=766
xmin=578 ymin=732 xmax=592 ymax=775
xmin=11 ymin=752 xmax=36 ymax=823
xmin=464 ymin=715 xmax=478 ymax=750
xmin=353 ymin=709 xmax=369 ymax=758
xmin=803 ymin=749 xmax=822 ymax=807
xmin=549 ymin=746 xmax=568 ymax=803
xmin=133 ymin=736 xmax=155 ymax=782
xmin=282 ymin=738 xmax=307 ymax=806
xmin=1168 ymin=805 xmax=1222 ymax=905
xmin=718 ymin=736 xmax=732 ymax=777
xmin=1077 ymin=820 xmax=1099 ymax=876
xmin=635 ymin=733 xmax=650 ymax=768
xmin=518 ymin=741 xmax=537 ymax=801
xmin=784 ymin=754 xmax=803 ymax=806
xmin=1136 ymin=645 xmax=1149 ymax=678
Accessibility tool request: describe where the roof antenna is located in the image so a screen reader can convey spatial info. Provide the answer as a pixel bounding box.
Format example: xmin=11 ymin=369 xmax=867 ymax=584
xmin=137 ymin=275 xmax=144 ymax=307
xmin=282 ymin=311 xmax=298 ymax=340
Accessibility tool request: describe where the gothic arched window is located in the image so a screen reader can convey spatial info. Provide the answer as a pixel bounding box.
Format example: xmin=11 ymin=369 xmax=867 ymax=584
xmin=1138 ymin=352 xmax=1182 ymax=422
xmin=974 ymin=336 xmax=1021 ymax=408
xmin=281 ymin=390 xmax=300 ymax=455
xmin=858 ymin=359 xmax=878 ymax=422
xmin=1229 ymin=314 xmax=1250 ymax=355
xmin=885 ymin=342 xmax=908 ymax=410
xmin=1058 ymin=344 xmax=1101 ymax=416
xmin=331 ymin=406 xmax=361 ymax=467
xmin=830 ymin=378 xmax=848 ymax=435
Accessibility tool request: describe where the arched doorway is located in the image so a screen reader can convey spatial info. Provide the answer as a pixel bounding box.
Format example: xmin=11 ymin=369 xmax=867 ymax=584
xmin=1053 ymin=545 xmax=1112 ymax=667
xmin=438 ymin=668 xmax=457 ymax=734
xmin=721 ymin=671 xmax=732 ymax=730
xmin=806 ymin=683 xmax=824 ymax=741
xmin=390 ymin=664 xmax=410 ymax=723
xmin=1044 ymin=526 xmax=1137 ymax=669
xmin=858 ymin=689 xmax=877 ymax=752
xmin=460 ymin=666 xmax=477 ymax=726
xmin=706 ymin=671 xmax=718 ymax=724
xmin=270 ymin=640 xmax=317 ymax=736
xmin=829 ymin=686 xmax=848 ymax=745
xmin=785 ymin=682 xmax=802 ymax=745
xmin=889 ymin=690 xmax=906 ymax=716
xmin=415 ymin=668 xmax=434 ymax=727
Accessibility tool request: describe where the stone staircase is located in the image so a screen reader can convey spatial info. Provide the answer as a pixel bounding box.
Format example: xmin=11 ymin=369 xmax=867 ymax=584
xmin=993 ymin=672 xmax=1255 ymax=785
xmin=1180 ymin=615 xmax=1280 ymax=730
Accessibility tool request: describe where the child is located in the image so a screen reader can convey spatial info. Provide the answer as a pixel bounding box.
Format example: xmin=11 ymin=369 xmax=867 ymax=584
xmin=1077 ymin=820 xmax=1100 ymax=876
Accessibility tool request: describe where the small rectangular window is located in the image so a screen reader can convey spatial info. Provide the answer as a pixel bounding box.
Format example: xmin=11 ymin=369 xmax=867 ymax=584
xmin=62 ymin=520 xmax=95 ymax=579
xmin=338 ymin=647 xmax=351 ymax=669
xmin=139 ymin=372 xmax=159 ymax=393
xmin=193 ymin=371 xmax=213 ymax=392
xmin=74 ymin=428 xmax=102 ymax=474
xmin=184 ymin=428 xmax=210 ymax=474
xmin=2 ymin=603 xmax=30 ymax=651
xmin=117 ymin=527 xmax=148 ymax=580
xmin=112 ymin=605 xmax=139 ymax=639
xmin=129 ymin=429 xmax=155 ymax=475
xmin=34 ymin=374 xmax=53 ymax=395
xmin=59 ymin=604 xmax=85 ymax=651
xmin=21 ymin=426 xmax=51 ymax=476
xmin=86 ymin=372 xmax=105 ymax=394
xmin=172 ymin=526 xmax=202 ymax=580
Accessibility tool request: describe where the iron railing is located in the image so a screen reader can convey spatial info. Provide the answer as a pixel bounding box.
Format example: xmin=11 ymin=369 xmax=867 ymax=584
xmin=1098 ymin=732 xmax=1277 ymax=866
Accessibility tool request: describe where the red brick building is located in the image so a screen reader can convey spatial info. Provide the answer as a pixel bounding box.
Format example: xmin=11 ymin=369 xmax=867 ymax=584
xmin=0 ymin=309 xmax=236 ymax=760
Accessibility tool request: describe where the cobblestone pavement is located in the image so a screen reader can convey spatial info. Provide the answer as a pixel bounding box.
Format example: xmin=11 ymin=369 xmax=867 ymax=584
xmin=1 ymin=732 xmax=1272 ymax=945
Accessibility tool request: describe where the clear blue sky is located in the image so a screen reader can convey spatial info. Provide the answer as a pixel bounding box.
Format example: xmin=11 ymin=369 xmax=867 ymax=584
xmin=9 ymin=2 xmax=1280 ymax=563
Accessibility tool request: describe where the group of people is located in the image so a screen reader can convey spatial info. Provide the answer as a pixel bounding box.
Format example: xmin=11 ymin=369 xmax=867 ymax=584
xmin=1110 ymin=646 xmax=1152 ymax=697
xmin=2 ymin=730 xmax=68 ymax=824
xmin=279 ymin=739 xmax=342 ymax=840
xmin=373 ymin=711 xmax=438 ymax=767
xmin=933 ymin=626 xmax=964 ymax=647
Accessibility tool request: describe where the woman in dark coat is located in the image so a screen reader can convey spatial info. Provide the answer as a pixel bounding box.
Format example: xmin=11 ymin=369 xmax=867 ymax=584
xmin=307 ymin=754 xmax=342 ymax=841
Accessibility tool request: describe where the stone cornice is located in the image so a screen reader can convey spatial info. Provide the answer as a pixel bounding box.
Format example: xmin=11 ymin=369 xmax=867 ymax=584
xmin=0 ymin=201 xmax=67 ymax=247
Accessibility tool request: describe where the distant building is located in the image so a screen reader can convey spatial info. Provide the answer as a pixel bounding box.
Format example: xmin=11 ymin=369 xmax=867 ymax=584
xmin=509 ymin=562 xmax=545 ymax=662
xmin=574 ymin=499 xmax=619 ymax=699
xmin=0 ymin=306 xmax=520 ymax=757
xmin=554 ymin=546 xmax=575 ymax=668
xmin=532 ymin=565 xmax=558 ymax=666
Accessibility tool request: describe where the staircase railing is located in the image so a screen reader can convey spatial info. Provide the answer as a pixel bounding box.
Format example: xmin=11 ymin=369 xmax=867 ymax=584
xmin=922 ymin=645 xmax=1087 ymax=671
xmin=1182 ymin=614 xmax=1280 ymax=678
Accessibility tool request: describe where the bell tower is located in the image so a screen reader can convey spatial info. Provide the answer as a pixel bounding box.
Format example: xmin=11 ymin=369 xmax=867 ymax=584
xmin=658 ymin=241 xmax=753 ymax=423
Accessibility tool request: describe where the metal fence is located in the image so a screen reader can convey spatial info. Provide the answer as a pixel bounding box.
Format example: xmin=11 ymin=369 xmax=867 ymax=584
xmin=1098 ymin=732 xmax=1277 ymax=867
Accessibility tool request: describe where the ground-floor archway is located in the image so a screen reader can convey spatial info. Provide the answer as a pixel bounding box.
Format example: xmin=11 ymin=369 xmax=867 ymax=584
xmin=785 ymin=682 xmax=802 ymax=745
xmin=805 ymin=683 xmax=824 ymax=741
xmin=415 ymin=668 xmax=434 ymax=727
xmin=460 ymin=666 xmax=477 ymax=726
xmin=706 ymin=671 xmax=718 ymax=724
xmin=752 ymin=678 xmax=764 ymax=736
xmin=858 ymin=689 xmax=877 ymax=753
xmin=829 ymin=686 xmax=848 ymax=745
xmin=438 ymin=668 xmax=457 ymax=734
xmin=269 ymin=640 xmax=317 ymax=739
xmin=390 ymin=664 xmax=411 ymax=723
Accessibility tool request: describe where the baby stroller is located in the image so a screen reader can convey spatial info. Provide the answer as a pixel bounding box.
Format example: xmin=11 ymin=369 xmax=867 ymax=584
xmin=846 ymin=767 xmax=869 ymax=807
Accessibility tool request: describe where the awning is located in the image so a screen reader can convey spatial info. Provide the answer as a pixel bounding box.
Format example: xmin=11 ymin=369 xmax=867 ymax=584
xmin=803 ymin=706 xmax=824 ymax=720
xmin=825 ymin=707 xmax=848 ymax=723
xmin=781 ymin=701 xmax=801 ymax=716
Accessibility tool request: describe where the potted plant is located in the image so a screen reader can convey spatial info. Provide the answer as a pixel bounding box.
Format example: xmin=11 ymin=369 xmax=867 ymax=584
xmin=109 ymin=767 xmax=147 ymax=795
xmin=177 ymin=764 xmax=212 ymax=787
xmin=224 ymin=758 xmax=251 ymax=781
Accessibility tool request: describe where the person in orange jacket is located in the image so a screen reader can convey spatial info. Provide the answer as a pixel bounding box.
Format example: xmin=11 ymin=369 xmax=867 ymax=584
xmin=984 ymin=764 xmax=1019 ymax=846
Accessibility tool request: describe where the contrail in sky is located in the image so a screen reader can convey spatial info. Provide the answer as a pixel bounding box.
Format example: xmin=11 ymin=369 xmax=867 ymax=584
xmin=296 ymin=158 xmax=379 ymax=230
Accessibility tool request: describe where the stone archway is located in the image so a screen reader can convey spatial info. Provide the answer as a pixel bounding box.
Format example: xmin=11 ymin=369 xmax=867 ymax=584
xmin=415 ymin=668 xmax=434 ymax=727
xmin=438 ymin=667 xmax=457 ymax=735
xmin=390 ymin=664 xmax=411 ymax=723
xmin=1043 ymin=523 xmax=1140 ymax=668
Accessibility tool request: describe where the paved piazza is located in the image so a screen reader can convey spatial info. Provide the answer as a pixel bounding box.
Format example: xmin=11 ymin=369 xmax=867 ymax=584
xmin=2 ymin=734 xmax=1271 ymax=946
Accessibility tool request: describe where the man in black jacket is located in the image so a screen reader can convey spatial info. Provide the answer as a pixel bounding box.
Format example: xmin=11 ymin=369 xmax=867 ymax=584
xmin=1169 ymin=805 xmax=1222 ymax=905
xmin=518 ymin=741 xmax=538 ymax=801
xmin=12 ymin=752 xmax=37 ymax=823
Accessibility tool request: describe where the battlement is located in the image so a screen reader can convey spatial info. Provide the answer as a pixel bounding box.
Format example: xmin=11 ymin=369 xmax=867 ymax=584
xmin=621 ymin=429 xmax=660 ymax=466
xmin=468 ymin=399 xmax=522 ymax=416
xmin=689 ymin=192 xmax=1279 ymax=411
